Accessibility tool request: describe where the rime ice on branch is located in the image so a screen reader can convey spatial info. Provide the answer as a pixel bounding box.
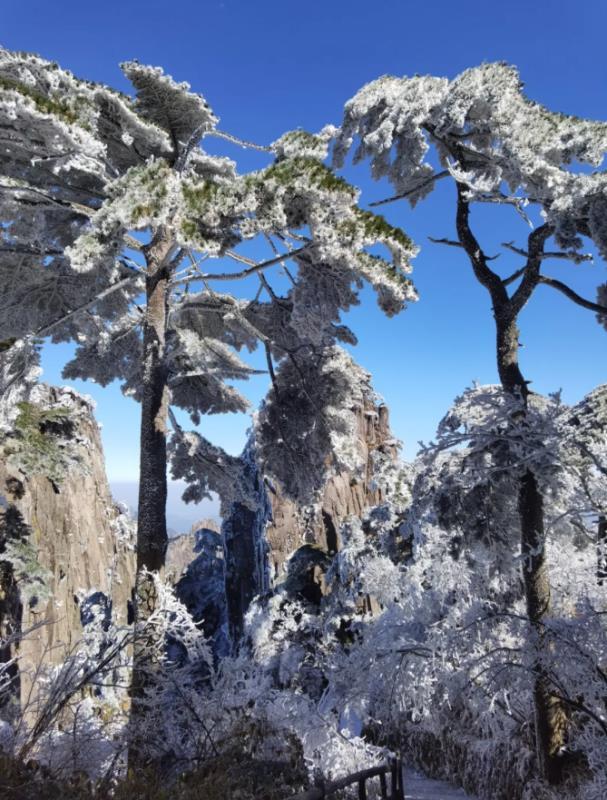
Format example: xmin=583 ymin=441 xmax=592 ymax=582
xmin=0 ymin=46 xmax=418 ymax=736
xmin=335 ymin=62 xmax=607 ymax=785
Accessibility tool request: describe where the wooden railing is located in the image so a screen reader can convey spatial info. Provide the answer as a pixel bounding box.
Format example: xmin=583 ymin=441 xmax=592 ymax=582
xmin=287 ymin=757 xmax=405 ymax=800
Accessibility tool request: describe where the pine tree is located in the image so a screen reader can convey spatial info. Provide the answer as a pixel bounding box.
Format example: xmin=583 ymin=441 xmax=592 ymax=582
xmin=0 ymin=47 xmax=418 ymax=759
xmin=335 ymin=62 xmax=607 ymax=783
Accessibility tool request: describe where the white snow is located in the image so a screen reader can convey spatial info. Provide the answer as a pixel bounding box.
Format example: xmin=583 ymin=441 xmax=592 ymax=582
xmin=404 ymin=769 xmax=476 ymax=799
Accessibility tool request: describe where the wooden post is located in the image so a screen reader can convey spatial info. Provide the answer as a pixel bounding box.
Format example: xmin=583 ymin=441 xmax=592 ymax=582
xmin=391 ymin=759 xmax=398 ymax=798
xmin=379 ymin=771 xmax=388 ymax=799
xmin=358 ymin=777 xmax=367 ymax=800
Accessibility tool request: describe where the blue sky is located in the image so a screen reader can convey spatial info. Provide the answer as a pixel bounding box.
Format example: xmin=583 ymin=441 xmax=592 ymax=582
xmin=3 ymin=1 xmax=606 ymax=528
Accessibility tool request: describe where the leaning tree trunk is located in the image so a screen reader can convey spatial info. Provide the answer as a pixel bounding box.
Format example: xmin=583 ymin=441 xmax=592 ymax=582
xmin=496 ymin=313 xmax=566 ymax=784
xmin=129 ymin=234 xmax=173 ymax=766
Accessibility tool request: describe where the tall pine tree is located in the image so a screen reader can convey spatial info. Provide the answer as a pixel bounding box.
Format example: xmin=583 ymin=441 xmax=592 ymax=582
xmin=335 ymin=62 xmax=607 ymax=782
xmin=0 ymin=47 xmax=418 ymax=756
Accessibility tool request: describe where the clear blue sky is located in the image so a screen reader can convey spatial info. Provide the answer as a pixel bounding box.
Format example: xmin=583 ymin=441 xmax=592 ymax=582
xmin=3 ymin=1 xmax=606 ymax=526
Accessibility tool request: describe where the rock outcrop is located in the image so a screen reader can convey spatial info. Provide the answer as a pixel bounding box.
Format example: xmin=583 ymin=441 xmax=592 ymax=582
xmin=265 ymin=400 xmax=397 ymax=580
xmin=222 ymin=445 xmax=271 ymax=644
xmin=172 ymin=521 xmax=229 ymax=659
xmin=221 ymin=383 xmax=398 ymax=641
xmin=0 ymin=384 xmax=136 ymax=709
xmin=166 ymin=518 xmax=220 ymax=582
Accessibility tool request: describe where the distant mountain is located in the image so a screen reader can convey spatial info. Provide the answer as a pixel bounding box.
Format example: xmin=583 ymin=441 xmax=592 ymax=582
xmin=110 ymin=480 xmax=220 ymax=535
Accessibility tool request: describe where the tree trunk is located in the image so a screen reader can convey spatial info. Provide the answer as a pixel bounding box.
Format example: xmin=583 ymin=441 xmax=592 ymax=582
xmin=0 ymin=559 xmax=21 ymax=719
xmin=495 ymin=314 xmax=527 ymax=395
xmin=598 ymin=515 xmax=607 ymax=587
xmin=135 ymin=266 xmax=170 ymax=578
xmin=496 ymin=314 xmax=566 ymax=783
xmin=129 ymin=235 xmax=173 ymax=766
xmin=455 ymin=187 xmax=565 ymax=781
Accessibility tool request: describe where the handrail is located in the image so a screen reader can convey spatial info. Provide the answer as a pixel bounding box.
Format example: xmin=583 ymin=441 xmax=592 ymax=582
xmin=287 ymin=757 xmax=405 ymax=800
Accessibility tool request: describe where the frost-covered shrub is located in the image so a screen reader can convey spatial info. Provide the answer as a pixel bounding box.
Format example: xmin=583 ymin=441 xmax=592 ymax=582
xmin=0 ymin=600 xmax=131 ymax=780
xmin=3 ymin=401 xmax=75 ymax=483
xmin=1 ymin=521 xmax=51 ymax=608
xmin=237 ymin=383 xmax=607 ymax=798
xmin=2 ymin=384 xmax=605 ymax=798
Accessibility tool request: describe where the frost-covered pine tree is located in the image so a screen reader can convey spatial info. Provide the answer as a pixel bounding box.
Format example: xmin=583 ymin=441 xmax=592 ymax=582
xmin=0 ymin=48 xmax=417 ymax=748
xmin=334 ymin=63 xmax=607 ymax=783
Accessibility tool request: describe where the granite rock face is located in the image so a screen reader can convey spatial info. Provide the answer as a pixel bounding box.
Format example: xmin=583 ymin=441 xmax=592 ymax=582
xmin=222 ymin=444 xmax=271 ymax=644
xmin=166 ymin=518 xmax=220 ymax=582
xmin=221 ymin=386 xmax=398 ymax=642
xmin=173 ymin=523 xmax=230 ymax=659
xmin=265 ymin=400 xmax=397 ymax=580
xmin=167 ymin=519 xmax=230 ymax=658
xmin=0 ymin=384 xmax=136 ymax=709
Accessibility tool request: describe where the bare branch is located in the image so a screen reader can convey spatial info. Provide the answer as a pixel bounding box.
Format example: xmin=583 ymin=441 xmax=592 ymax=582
xmin=264 ymin=342 xmax=279 ymax=400
xmin=474 ymin=193 xmax=534 ymax=227
xmin=0 ymin=180 xmax=97 ymax=219
xmin=455 ymin=184 xmax=507 ymax=301
xmin=181 ymin=245 xmax=309 ymax=283
xmin=502 ymin=266 xmax=527 ymax=287
xmin=369 ymin=170 xmax=449 ymax=207
xmin=428 ymin=236 xmax=463 ymax=249
xmin=537 ymin=275 xmax=607 ymax=315
xmin=264 ymin=233 xmax=297 ymax=286
xmin=503 ymin=241 xmax=593 ymax=265
xmin=509 ymin=224 xmax=552 ymax=315
xmin=0 ymin=244 xmax=63 ymax=257
xmin=429 ymin=235 xmax=499 ymax=260
xmin=205 ymin=128 xmax=272 ymax=153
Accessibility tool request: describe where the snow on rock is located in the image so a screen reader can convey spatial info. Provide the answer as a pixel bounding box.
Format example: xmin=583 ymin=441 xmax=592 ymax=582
xmin=0 ymin=383 xmax=136 ymax=711
xmin=172 ymin=520 xmax=230 ymax=659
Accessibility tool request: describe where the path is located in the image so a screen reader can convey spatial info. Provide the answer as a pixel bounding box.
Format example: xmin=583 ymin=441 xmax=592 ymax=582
xmin=404 ymin=769 xmax=476 ymax=800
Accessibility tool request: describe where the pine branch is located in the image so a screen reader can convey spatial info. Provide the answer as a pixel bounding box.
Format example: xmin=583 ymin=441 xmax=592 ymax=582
xmin=175 ymin=245 xmax=309 ymax=284
xmin=509 ymin=224 xmax=552 ymax=314
xmin=538 ymin=275 xmax=607 ymax=315
xmin=30 ymin=274 xmax=139 ymax=340
xmin=369 ymin=170 xmax=449 ymax=207
xmin=503 ymin=241 xmax=593 ymax=265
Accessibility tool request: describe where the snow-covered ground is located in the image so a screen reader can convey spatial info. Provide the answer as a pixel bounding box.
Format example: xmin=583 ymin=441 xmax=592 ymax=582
xmin=404 ymin=769 xmax=476 ymax=799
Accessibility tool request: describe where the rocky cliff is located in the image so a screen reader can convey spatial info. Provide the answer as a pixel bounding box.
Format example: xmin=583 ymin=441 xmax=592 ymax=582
xmin=221 ymin=381 xmax=399 ymax=641
xmin=0 ymin=384 xmax=136 ymax=710
xmin=265 ymin=400 xmax=398 ymax=580
xmin=166 ymin=518 xmax=220 ymax=582
xmin=167 ymin=518 xmax=230 ymax=658
xmin=173 ymin=522 xmax=230 ymax=659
